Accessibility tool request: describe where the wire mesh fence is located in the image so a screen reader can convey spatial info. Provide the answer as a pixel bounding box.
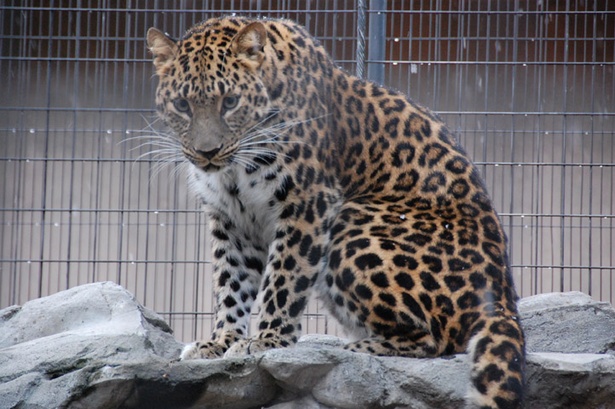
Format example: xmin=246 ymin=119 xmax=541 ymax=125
xmin=1 ymin=1 xmax=614 ymax=343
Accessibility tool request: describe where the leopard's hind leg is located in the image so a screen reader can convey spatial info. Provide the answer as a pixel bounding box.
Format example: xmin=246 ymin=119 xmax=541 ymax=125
xmin=343 ymin=332 xmax=439 ymax=358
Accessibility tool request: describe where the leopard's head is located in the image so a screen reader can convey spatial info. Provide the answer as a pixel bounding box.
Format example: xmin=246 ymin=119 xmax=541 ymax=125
xmin=147 ymin=17 xmax=277 ymax=172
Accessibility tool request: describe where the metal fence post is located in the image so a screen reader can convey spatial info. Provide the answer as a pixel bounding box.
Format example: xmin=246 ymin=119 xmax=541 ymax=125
xmin=356 ymin=0 xmax=367 ymax=79
xmin=367 ymin=0 xmax=386 ymax=85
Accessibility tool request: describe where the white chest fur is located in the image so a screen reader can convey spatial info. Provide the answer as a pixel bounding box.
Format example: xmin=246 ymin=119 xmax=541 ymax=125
xmin=187 ymin=164 xmax=283 ymax=246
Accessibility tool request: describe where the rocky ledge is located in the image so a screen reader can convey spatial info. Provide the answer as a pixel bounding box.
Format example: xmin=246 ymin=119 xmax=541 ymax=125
xmin=1 ymin=282 xmax=614 ymax=409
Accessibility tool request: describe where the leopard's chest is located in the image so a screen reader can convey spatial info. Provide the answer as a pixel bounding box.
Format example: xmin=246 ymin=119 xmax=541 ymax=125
xmin=188 ymin=164 xmax=284 ymax=245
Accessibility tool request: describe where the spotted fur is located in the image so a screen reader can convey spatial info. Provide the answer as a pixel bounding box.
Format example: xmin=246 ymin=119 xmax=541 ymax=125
xmin=147 ymin=16 xmax=525 ymax=408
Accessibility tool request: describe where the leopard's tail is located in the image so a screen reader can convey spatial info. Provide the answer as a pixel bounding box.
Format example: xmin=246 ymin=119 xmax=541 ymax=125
xmin=465 ymin=313 xmax=525 ymax=409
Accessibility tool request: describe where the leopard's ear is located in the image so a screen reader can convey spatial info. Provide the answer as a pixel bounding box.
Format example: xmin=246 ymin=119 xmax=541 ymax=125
xmin=147 ymin=27 xmax=178 ymax=75
xmin=230 ymin=21 xmax=267 ymax=68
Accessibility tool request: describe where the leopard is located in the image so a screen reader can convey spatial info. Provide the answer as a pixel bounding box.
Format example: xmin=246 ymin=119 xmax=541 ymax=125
xmin=147 ymin=16 xmax=525 ymax=409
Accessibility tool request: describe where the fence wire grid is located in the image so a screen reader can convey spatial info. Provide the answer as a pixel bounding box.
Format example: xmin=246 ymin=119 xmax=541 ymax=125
xmin=1 ymin=1 xmax=614 ymax=342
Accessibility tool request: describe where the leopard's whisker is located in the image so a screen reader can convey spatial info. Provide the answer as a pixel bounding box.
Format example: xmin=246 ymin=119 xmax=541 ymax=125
xmin=230 ymin=154 xmax=258 ymax=169
xmin=239 ymin=113 xmax=331 ymax=147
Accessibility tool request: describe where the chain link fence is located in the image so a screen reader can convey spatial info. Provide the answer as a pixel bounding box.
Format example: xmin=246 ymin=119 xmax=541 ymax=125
xmin=1 ymin=1 xmax=613 ymax=342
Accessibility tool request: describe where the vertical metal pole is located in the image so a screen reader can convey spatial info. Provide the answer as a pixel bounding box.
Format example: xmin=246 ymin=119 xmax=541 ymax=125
xmin=356 ymin=0 xmax=367 ymax=79
xmin=559 ymin=0 xmax=570 ymax=293
xmin=367 ymin=0 xmax=386 ymax=84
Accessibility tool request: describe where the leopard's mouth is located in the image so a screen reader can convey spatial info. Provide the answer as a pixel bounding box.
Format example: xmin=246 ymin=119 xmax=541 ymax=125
xmin=185 ymin=141 xmax=275 ymax=173
xmin=193 ymin=161 xmax=223 ymax=172
xmin=184 ymin=149 xmax=226 ymax=172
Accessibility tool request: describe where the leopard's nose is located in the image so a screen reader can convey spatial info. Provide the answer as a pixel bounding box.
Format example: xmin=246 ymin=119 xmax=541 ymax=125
xmin=195 ymin=147 xmax=221 ymax=160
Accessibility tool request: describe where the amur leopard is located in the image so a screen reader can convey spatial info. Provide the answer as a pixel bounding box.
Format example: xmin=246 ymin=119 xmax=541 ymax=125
xmin=147 ymin=16 xmax=525 ymax=409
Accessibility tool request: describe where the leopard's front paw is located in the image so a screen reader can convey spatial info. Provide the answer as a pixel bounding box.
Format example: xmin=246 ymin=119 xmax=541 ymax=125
xmin=223 ymin=335 xmax=293 ymax=358
xmin=180 ymin=340 xmax=227 ymax=360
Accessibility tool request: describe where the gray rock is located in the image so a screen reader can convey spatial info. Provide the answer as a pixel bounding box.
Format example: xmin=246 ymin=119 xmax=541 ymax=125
xmin=1 ymin=283 xmax=615 ymax=409
xmin=68 ymin=357 xmax=279 ymax=409
xmin=520 ymin=291 xmax=615 ymax=354
xmin=526 ymin=353 xmax=615 ymax=409
xmin=0 ymin=282 xmax=183 ymax=409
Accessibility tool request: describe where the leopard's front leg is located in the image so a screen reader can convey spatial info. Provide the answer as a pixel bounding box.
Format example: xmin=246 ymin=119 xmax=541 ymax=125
xmin=224 ymin=193 xmax=338 ymax=357
xmin=180 ymin=212 xmax=266 ymax=360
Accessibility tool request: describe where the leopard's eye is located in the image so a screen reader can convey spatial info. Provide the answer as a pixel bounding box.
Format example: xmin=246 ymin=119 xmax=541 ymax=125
xmin=221 ymin=95 xmax=240 ymax=112
xmin=173 ymin=98 xmax=191 ymax=113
